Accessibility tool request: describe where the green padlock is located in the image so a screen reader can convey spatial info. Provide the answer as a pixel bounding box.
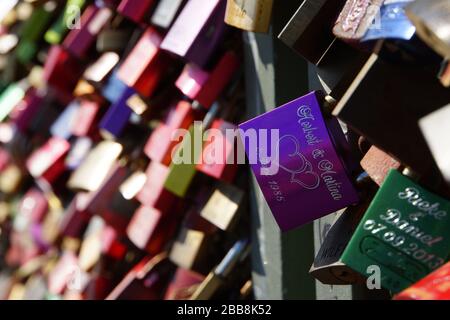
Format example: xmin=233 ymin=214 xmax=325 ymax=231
xmin=45 ymin=0 xmax=86 ymax=45
xmin=16 ymin=1 xmax=59 ymax=64
xmin=0 ymin=82 xmax=27 ymax=122
xmin=164 ymin=122 xmax=204 ymax=198
xmin=342 ymin=169 xmax=450 ymax=293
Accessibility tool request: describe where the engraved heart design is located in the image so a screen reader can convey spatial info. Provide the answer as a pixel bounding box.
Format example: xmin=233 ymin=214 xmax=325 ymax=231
xmin=277 ymin=135 xmax=320 ymax=190
xmin=290 ymin=164 xmax=321 ymax=190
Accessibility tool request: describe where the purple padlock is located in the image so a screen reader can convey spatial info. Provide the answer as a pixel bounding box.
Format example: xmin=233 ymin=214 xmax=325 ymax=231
xmin=98 ymin=87 xmax=135 ymax=139
xmin=239 ymin=91 xmax=359 ymax=231
xmin=160 ymin=0 xmax=228 ymax=67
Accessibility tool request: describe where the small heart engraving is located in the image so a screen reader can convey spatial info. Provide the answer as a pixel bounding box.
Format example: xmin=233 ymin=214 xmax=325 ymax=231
xmin=277 ymin=135 xmax=320 ymax=190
